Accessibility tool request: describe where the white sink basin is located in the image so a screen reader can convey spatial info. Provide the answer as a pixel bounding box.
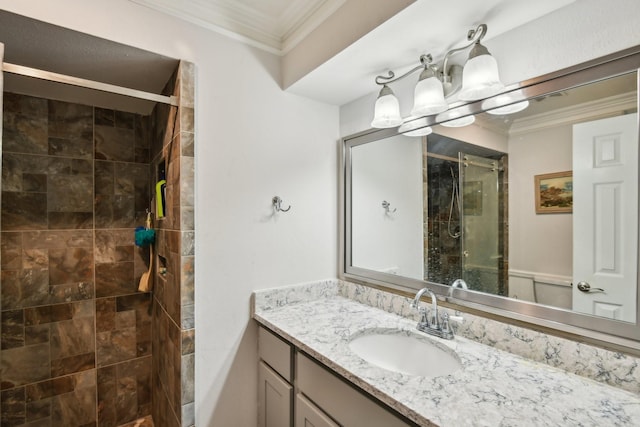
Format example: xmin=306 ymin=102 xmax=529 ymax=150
xmin=348 ymin=329 xmax=462 ymax=377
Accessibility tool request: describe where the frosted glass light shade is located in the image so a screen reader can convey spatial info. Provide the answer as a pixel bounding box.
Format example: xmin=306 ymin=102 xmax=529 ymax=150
xmin=483 ymin=90 xmax=530 ymax=115
xmin=398 ymin=117 xmax=433 ymax=137
xmin=458 ymin=54 xmax=504 ymax=101
xmin=371 ymin=86 xmax=402 ymax=128
xmin=436 ymin=110 xmax=475 ymax=128
xmin=487 ymin=99 xmax=529 ymax=115
xmin=411 ymin=76 xmax=448 ymax=116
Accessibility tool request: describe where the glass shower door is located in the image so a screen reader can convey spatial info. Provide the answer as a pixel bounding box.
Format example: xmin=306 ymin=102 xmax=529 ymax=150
xmin=459 ymin=153 xmax=504 ymax=295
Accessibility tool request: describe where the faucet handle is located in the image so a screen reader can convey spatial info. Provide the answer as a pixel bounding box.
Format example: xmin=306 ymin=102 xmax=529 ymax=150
xmin=440 ymin=312 xmax=454 ymax=338
xmin=418 ymin=307 xmax=429 ymax=325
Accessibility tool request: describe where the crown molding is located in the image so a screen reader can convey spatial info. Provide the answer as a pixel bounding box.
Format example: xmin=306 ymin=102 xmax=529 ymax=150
xmin=508 ymin=92 xmax=637 ymax=136
xmin=129 ymin=0 xmax=346 ymax=55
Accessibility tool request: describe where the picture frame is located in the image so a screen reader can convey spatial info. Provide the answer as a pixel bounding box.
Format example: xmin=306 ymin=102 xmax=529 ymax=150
xmin=534 ymin=171 xmax=573 ymax=214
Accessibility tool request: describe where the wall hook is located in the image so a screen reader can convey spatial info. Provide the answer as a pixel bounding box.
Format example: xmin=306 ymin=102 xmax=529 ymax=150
xmin=382 ymin=200 xmax=396 ymax=213
xmin=272 ymin=196 xmax=291 ymax=212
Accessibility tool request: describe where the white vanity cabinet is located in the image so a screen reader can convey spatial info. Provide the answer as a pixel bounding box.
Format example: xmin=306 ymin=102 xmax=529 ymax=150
xmin=258 ymin=326 xmax=418 ymax=427
xmin=295 ymin=393 xmax=340 ymax=427
xmin=258 ymin=326 xmax=293 ymax=427
xmin=296 ymin=352 xmax=415 ymax=427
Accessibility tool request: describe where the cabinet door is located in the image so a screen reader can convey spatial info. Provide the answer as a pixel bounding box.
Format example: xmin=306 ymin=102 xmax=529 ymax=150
xmin=258 ymin=361 xmax=293 ymax=427
xmin=295 ymin=393 xmax=340 ymax=427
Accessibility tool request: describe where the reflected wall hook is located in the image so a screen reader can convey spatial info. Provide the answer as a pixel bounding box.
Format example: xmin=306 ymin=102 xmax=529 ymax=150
xmin=272 ymin=196 xmax=291 ymax=212
xmin=382 ymin=200 xmax=396 ymax=213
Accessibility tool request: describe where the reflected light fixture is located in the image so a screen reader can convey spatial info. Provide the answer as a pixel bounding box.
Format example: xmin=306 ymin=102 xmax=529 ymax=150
xmin=398 ymin=116 xmax=433 ymax=137
xmin=482 ymin=89 xmax=530 ymax=115
xmin=436 ymin=110 xmax=476 ymax=128
xmin=371 ymin=24 xmax=504 ymax=129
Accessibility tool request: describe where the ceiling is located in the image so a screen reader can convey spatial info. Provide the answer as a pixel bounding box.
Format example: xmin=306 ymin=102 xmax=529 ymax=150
xmin=0 ymin=0 xmax=577 ymax=112
xmin=130 ymin=0 xmax=576 ymax=105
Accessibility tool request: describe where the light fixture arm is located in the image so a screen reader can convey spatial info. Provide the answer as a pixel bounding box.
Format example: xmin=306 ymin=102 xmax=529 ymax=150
xmin=374 ymin=54 xmax=435 ymax=86
xmin=441 ymin=24 xmax=487 ymax=84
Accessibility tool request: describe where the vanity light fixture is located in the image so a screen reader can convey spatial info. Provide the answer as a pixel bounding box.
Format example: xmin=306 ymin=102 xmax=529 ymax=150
xmin=483 ymin=89 xmax=530 ymax=115
xmin=371 ymin=23 xmax=504 ymax=129
xmin=436 ymin=110 xmax=476 ymax=128
xmin=398 ymin=116 xmax=433 ymax=137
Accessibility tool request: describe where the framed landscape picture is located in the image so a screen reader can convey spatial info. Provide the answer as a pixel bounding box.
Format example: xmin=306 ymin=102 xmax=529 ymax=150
xmin=534 ymin=171 xmax=573 ymax=214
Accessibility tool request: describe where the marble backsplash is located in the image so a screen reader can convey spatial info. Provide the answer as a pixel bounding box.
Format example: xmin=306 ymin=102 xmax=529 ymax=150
xmin=254 ymin=278 xmax=640 ymax=395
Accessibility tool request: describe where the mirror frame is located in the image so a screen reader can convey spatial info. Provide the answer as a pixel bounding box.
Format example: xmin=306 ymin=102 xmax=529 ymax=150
xmin=340 ymin=45 xmax=640 ymax=352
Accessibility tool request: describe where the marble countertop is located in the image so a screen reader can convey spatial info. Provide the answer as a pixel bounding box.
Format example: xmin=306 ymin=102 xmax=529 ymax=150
xmin=253 ymin=293 xmax=640 ymax=426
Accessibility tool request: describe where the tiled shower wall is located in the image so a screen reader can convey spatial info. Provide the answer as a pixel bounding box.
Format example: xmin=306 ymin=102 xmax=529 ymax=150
xmin=150 ymin=62 xmax=195 ymax=427
xmin=0 ymin=93 xmax=153 ymax=426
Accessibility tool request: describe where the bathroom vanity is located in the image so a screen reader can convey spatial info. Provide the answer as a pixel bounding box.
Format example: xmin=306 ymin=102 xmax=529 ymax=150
xmin=253 ymin=280 xmax=640 ymax=427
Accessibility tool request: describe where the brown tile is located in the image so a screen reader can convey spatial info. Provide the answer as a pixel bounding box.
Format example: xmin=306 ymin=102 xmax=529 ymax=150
xmin=1 ymin=386 xmax=26 ymax=426
xmin=23 ymin=173 xmax=47 ymax=192
xmin=1 ymin=268 xmax=50 ymax=310
xmin=1 ymin=310 xmax=24 ymax=349
xmin=48 ymin=247 xmax=94 ymax=286
xmin=47 ymin=156 xmax=73 ymax=175
xmin=181 ymin=354 xmax=194 ymax=405
xmin=97 ymin=365 xmax=117 ymax=426
xmin=119 ymin=415 xmax=154 ymax=427
xmin=179 ymin=61 xmax=195 ymax=108
xmin=22 ymin=248 xmax=49 ymax=269
xmin=48 ymin=211 xmax=94 ymax=230
xmin=115 ymin=111 xmax=135 ymax=130
xmin=180 ymin=132 xmax=194 ymax=158
xmin=95 ymin=126 xmax=135 ymax=162
xmin=2 ymin=232 xmax=23 ymax=270
xmin=48 ymin=282 xmax=94 ymax=305
xmin=179 ymin=107 xmax=194 ymax=134
xmin=96 ymin=329 xmax=137 ymax=366
xmin=95 ymin=160 xmax=115 ymax=195
xmin=22 ymin=230 xmax=93 ymax=250
xmin=48 ymin=174 xmax=93 ymax=212
xmin=24 ymin=304 xmax=73 ymax=325
xmin=48 ymin=136 xmax=93 ymax=159
xmin=2 ymin=105 xmax=48 ymax=156
xmin=48 ymin=100 xmax=93 ymax=142
xmin=1 ymin=191 xmax=48 ymax=231
xmin=96 ymin=298 xmax=116 ymax=333
xmin=116 ymin=310 xmax=136 ymax=329
xmin=51 ymin=352 xmax=96 ymax=377
xmin=181 ymin=256 xmax=194 ymax=307
xmin=95 ymin=262 xmax=135 ymax=297
xmin=25 ymin=325 xmax=50 ymax=346
xmin=95 ymin=108 xmax=115 ymax=126
xmin=50 ymin=378 xmax=96 ymax=426
xmin=1 ymin=343 xmax=50 ymax=389
xmin=72 ymin=159 xmax=93 ymax=175
xmin=181 ymin=329 xmax=194 ymax=355
xmin=26 ymin=397 xmax=51 ymax=423
xmin=50 ymin=317 xmax=95 ymax=361
xmin=181 ymin=304 xmax=194 ymax=329
xmin=95 ymin=230 xmax=135 ymax=264
xmin=26 ymin=375 xmax=74 ymax=402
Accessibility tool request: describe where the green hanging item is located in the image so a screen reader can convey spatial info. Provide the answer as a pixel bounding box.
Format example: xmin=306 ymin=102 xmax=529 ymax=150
xmin=135 ymin=212 xmax=155 ymax=247
xmin=156 ymin=179 xmax=167 ymax=218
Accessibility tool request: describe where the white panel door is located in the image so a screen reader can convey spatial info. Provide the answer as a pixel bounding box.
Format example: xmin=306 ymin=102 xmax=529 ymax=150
xmin=573 ymin=113 xmax=638 ymax=322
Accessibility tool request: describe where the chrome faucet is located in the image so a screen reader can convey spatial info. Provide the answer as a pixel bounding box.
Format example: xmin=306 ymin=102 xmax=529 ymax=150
xmin=448 ymin=279 xmax=468 ymax=298
xmin=411 ymin=287 xmax=454 ymax=340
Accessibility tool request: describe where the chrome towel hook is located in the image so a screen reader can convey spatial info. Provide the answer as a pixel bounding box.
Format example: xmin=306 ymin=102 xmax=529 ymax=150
xmin=272 ymin=196 xmax=291 ymax=212
xmin=382 ymin=200 xmax=396 ymax=213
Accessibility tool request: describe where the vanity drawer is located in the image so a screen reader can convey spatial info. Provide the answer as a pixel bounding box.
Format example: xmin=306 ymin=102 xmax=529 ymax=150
xmin=296 ymin=352 xmax=415 ymax=427
xmin=259 ymin=326 xmax=293 ymax=382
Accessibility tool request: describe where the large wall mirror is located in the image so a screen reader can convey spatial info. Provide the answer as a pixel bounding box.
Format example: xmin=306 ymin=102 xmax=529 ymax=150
xmin=342 ymin=46 xmax=640 ymax=349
